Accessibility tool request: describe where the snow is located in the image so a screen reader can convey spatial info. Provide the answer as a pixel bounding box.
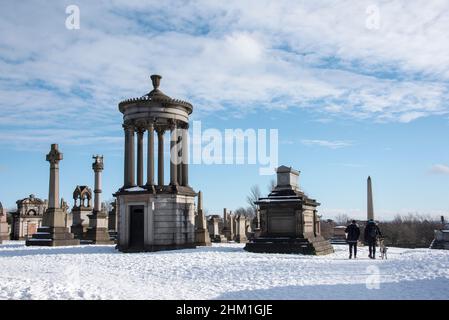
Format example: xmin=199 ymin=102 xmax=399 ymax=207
xmin=0 ymin=241 xmax=448 ymax=300
xmin=124 ymin=187 xmax=146 ymax=192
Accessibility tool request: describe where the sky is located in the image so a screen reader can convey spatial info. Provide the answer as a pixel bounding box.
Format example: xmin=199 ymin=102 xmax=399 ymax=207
xmin=0 ymin=0 xmax=449 ymax=220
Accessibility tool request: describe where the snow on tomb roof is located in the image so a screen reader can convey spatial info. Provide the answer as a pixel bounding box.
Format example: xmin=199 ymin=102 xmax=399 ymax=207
xmin=124 ymin=186 xmax=146 ymax=192
xmin=276 ymin=165 xmax=300 ymax=175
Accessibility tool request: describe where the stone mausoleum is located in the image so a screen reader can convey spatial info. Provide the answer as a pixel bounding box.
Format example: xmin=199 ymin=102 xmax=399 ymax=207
xmin=114 ymin=75 xmax=196 ymax=252
xmin=11 ymin=194 xmax=47 ymax=240
xmin=245 ymin=165 xmax=333 ymax=255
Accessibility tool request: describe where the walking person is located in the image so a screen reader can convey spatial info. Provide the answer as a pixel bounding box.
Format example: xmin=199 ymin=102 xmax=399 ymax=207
xmin=364 ymin=219 xmax=382 ymax=259
xmin=345 ymin=220 xmax=360 ymax=259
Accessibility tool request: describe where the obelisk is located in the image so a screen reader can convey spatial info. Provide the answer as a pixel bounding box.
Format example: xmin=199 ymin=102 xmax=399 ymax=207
xmin=195 ymin=191 xmax=211 ymax=246
xmin=367 ymin=176 xmax=374 ymax=221
xmin=26 ymin=144 xmax=80 ymax=246
xmin=85 ymin=155 xmax=114 ymax=244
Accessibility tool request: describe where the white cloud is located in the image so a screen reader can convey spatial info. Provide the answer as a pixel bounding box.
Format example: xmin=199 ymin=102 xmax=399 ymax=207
xmin=430 ymin=164 xmax=449 ymax=175
xmin=1 ymin=0 xmax=449 ymax=150
xmin=301 ymin=139 xmax=353 ymax=149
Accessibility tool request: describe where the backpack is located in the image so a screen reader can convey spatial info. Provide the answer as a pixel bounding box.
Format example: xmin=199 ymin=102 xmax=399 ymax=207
xmin=369 ymin=226 xmax=377 ymax=238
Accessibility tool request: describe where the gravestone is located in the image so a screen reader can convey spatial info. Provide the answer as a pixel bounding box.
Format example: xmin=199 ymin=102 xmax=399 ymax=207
xmin=235 ymin=214 xmax=248 ymax=243
xmin=195 ymin=191 xmax=211 ymax=246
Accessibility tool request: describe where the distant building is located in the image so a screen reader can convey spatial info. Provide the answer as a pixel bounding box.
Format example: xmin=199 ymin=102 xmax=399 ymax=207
xmin=430 ymin=216 xmax=449 ymax=250
xmin=0 ymin=201 xmax=10 ymax=241
xmin=12 ymin=194 xmax=47 ymax=240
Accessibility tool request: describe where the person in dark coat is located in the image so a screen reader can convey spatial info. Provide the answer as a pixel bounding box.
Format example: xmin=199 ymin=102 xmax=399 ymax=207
xmin=345 ymin=220 xmax=360 ymax=259
xmin=364 ymin=219 xmax=382 ymax=259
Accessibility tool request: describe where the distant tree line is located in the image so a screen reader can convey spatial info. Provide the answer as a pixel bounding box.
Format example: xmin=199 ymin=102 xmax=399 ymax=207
xmin=321 ymin=214 xmax=442 ymax=248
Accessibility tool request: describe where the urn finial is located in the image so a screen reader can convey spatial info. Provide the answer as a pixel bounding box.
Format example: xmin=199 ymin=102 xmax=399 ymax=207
xmin=150 ymin=74 xmax=162 ymax=90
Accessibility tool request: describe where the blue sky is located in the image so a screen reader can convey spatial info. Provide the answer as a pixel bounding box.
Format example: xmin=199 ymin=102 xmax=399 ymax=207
xmin=1 ymin=0 xmax=449 ymax=220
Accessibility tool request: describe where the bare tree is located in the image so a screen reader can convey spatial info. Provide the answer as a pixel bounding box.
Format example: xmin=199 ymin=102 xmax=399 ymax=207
xmin=335 ymin=214 xmax=350 ymax=225
xmin=268 ymin=179 xmax=276 ymax=193
xmin=234 ymin=207 xmax=254 ymax=218
xmin=246 ymin=185 xmax=261 ymax=216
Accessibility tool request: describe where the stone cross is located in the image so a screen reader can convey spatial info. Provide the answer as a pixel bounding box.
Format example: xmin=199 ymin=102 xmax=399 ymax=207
xmin=46 ymin=144 xmax=63 ymax=209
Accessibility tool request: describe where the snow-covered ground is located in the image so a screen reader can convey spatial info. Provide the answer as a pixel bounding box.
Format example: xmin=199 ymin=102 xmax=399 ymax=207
xmin=0 ymin=241 xmax=448 ymax=300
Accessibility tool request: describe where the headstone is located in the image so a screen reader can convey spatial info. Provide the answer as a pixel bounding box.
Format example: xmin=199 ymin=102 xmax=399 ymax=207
xmin=195 ymin=191 xmax=211 ymax=246
xmin=222 ymin=208 xmax=234 ymax=241
xmin=235 ymin=214 xmax=248 ymax=243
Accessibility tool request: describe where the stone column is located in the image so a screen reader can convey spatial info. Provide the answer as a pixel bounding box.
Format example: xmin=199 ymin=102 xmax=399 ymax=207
xmin=157 ymin=127 xmax=165 ymax=186
xmin=26 ymin=144 xmax=80 ymax=246
xmin=170 ymin=122 xmax=178 ymax=186
xmin=146 ymin=121 xmax=155 ymax=186
xmin=181 ymin=124 xmax=189 ymax=186
xmin=47 ymin=144 xmax=63 ymax=209
xmin=123 ymin=124 xmax=136 ymax=188
xmin=177 ymin=133 xmax=183 ymax=186
xmin=92 ymin=156 xmax=104 ymax=213
xmin=136 ymin=128 xmax=145 ymax=186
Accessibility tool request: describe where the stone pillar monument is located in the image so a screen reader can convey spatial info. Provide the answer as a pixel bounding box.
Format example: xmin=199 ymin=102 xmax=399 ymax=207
xmin=367 ymin=176 xmax=374 ymax=221
xmin=26 ymin=144 xmax=79 ymax=246
xmin=222 ymin=208 xmax=234 ymax=241
xmin=235 ymin=214 xmax=248 ymax=243
xmin=85 ymin=156 xmax=114 ymax=244
xmin=195 ymin=191 xmax=211 ymax=246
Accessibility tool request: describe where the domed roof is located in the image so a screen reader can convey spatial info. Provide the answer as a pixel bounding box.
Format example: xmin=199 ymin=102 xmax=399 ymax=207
xmin=119 ymin=74 xmax=193 ymax=114
xmin=17 ymin=194 xmax=45 ymax=205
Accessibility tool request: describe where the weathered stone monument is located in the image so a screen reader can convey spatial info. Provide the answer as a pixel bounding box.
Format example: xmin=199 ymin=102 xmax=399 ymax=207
xmin=11 ymin=195 xmax=47 ymax=240
xmin=26 ymin=144 xmax=79 ymax=246
xmin=367 ymin=176 xmax=374 ymax=221
xmin=430 ymin=216 xmax=449 ymax=250
xmin=222 ymin=208 xmax=234 ymax=241
xmin=330 ymin=225 xmax=348 ymax=244
xmin=244 ymin=165 xmax=333 ymax=255
xmin=114 ymin=74 xmax=196 ymax=252
xmin=235 ymin=214 xmax=248 ymax=243
xmin=195 ymin=191 xmax=211 ymax=246
xmin=0 ymin=201 xmax=9 ymax=242
xmin=70 ymin=186 xmax=92 ymax=239
xmin=85 ymin=156 xmax=113 ymax=244
xmin=108 ymin=199 xmax=118 ymax=240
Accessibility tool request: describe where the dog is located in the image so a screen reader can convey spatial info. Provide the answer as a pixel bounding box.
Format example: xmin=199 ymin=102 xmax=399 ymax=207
xmin=378 ymin=237 xmax=388 ymax=260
